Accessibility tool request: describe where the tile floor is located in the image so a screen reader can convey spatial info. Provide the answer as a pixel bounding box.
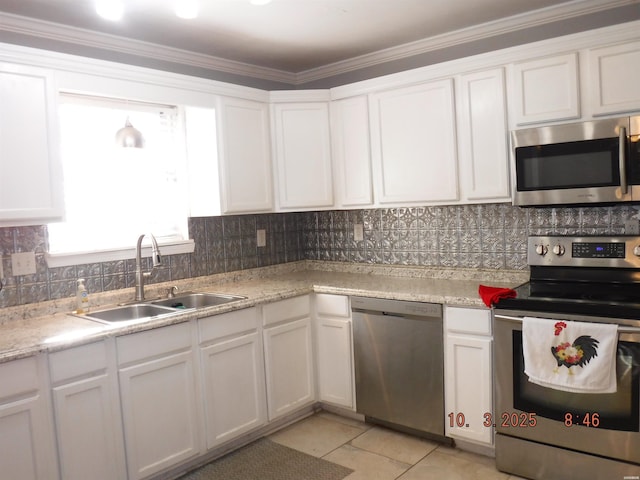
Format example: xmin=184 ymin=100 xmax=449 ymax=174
xmin=268 ymin=412 xmax=527 ymax=480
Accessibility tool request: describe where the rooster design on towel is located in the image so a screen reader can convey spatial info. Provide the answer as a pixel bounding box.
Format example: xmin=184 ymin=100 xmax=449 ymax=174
xmin=550 ymin=321 xmax=599 ymax=374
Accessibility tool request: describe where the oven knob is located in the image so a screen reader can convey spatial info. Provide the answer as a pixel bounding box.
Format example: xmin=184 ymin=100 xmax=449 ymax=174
xmin=552 ymin=244 xmax=565 ymax=256
xmin=634 ymin=245 xmax=640 ymax=257
xmin=535 ymin=244 xmax=548 ymax=256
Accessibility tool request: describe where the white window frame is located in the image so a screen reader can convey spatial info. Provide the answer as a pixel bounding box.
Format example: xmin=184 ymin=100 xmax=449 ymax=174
xmin=45 ymin=93 xmax=194 ymax=268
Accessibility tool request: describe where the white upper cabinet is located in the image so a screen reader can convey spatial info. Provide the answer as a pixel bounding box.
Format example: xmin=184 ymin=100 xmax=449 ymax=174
xmin=457 ymin=68 xmax=510 ymax=203
xmin=216 ymin=96 xmax=274 ymax=213
xmin=512 ymin=53 xmax=580 ymax=125
xmin=271 ymin=99 xmax=334 ymax=210
xmin=0 ymin=62 xmax=64 ymax=226
xmin=588 ymin=40 xmax=640 ymax=116
xmin=369 ymin=79 xmax=458 ymax=205
xmin=186 ymin=98 xmax=273 ymax=217
xmin=330 ymin=96 xmax=373 ymax=207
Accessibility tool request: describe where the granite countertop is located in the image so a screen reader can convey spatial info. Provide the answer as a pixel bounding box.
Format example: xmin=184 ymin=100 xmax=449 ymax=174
xmin=0 ymin=261 xmax=528 ymax=364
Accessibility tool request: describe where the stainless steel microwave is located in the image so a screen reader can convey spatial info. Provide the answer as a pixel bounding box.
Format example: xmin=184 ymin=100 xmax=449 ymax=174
xmin=511 ymin=116 xmax=640 ymax=206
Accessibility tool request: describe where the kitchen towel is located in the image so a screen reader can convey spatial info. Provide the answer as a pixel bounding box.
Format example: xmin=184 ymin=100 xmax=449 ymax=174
xmin=478 ymin=284 xmax=516 ymax=307
xmin=522 ymin=317 xmax=618 ymax=393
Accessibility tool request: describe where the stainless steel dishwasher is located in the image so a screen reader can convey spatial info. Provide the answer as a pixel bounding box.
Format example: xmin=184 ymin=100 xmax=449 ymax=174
xmin=351 ymin=296 xmax=445 ymax=440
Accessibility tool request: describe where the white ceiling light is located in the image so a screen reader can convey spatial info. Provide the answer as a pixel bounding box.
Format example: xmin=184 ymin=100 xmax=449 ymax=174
xmin=95 ymin=0 xmax=124 ymax=21
xmin=250 ymin=0 xmax=272 ymax=5
xmin=175 ymin=0 xmax=199 ymax=19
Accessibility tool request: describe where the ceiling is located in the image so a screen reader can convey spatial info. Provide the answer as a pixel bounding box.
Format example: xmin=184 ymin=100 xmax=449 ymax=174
xmin=0 ymin=0 xmax=638 ymax=86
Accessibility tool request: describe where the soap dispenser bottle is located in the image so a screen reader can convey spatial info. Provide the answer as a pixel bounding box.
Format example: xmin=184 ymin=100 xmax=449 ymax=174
xmin=76 ymin=278 xmax=90 ymax=314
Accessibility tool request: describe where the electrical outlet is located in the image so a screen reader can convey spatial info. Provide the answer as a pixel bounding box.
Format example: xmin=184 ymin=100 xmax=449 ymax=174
xmin=257 ymin=229 xmax=267 ymax=247
xmin=625 ymin=220 xmax=640 ymax=235
xmin=11 ymin=252 xmax=36 ymax=276
xmin=354 ymin=224 xmax=364 ymax=242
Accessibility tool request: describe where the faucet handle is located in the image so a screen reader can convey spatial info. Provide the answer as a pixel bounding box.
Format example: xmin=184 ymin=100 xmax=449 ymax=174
xmin=167 ymin=286 xmax=178 ymax=298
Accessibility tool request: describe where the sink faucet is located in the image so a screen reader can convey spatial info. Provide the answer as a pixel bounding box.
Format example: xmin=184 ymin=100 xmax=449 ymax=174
xmin=134 ymin=233 xmax=162 ymax=302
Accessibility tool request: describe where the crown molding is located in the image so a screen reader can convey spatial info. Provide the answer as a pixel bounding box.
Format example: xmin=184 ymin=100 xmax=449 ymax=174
xmin=0 ymin=12 xmax=297 ymax=84
xmin=295 ymin=0 xmax=638 ymax=84
xmin=0 ymin=0 xmax=636 ymax=86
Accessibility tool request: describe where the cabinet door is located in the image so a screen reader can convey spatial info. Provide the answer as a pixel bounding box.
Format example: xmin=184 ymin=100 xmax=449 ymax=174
xmin=217 ymin=96 xmax=273 ymax=213
xmin=512 ymin=53 xmax=580 ymax=125
xmin=0 ymin=356 xmax=58 ymax=480
xmin=0 ymin=62 xmax=63 ymax=226
xmin=370 ymin=80 xmax=458 ymax=205
xmin=272 ymin=102 xmax=333 ymax=209
xmin=445 ymin=334 xmax=493 ymax=445
xmin=330 ymin=96 xmax=373 ymax=207
xmin=588 ymin=40 xmax=640 ymax=116
xmin=119 ymin=351 xmax=200 ymax=479
xmin=52 ymin=375 xmax=125 ymax=480
xmin=200 ymin=332 xmax=267 ymax=449
xmin=457 ymin=68 xmax=510 ymax=203
xmin=263 ymin=317 xmax=315 ymax=420
xmin=0 ymin=398 xmax=57 ymax=480
xmin=316 ymin=317 xmax=353 ymax=409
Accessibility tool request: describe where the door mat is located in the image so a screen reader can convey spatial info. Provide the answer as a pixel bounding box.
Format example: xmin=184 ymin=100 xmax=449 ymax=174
xmin=177 ymin=438 xmax=353 ymax=480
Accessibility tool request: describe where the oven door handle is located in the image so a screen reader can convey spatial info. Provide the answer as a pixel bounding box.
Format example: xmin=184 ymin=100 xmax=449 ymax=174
xmin=494 ymin=314 xmax=640 ymax=334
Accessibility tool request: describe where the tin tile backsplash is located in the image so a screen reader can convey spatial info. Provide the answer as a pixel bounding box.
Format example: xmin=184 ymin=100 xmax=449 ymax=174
xmin=1 ymin=203 xmax=638 ymax=307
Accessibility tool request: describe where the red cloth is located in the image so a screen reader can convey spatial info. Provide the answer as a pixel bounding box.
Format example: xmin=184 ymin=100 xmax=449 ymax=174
xmin=478 ymin=284 xmax=516 ymax=307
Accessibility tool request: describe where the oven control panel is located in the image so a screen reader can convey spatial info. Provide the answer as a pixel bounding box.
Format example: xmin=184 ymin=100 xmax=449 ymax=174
xmin=528 ymin=235 xmax=640 ymax=267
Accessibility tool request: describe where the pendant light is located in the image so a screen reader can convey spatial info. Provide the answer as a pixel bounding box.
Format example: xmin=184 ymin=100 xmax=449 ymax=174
xmin=115 ymin=117 xmax=144 ymax=148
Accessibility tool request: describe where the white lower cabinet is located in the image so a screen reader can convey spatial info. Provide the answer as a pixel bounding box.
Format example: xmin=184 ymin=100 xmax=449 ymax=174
xmin=0 ymin=355 xmax=58 ymax=480
xmin=117 ymin=322 xmax=201 ymax=480
xmin=314 ymin=294 xmax=354 ymax=409
xmin=199 ymin=308 xmax=267 ymax=449
xmin=444 ymin=306 xmax=493 ymax=447
xmin=263 ymin=295 xmax=315 ymax=420
xmin=49 ymin=340 xmax=126 ymax=480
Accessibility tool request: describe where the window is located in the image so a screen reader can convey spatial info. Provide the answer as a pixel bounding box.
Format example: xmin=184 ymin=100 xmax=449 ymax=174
xmin=47 ymin=94 xmax=192 ymax=264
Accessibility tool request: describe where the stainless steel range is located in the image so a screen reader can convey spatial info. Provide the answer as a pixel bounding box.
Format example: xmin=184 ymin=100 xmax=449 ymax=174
xmin=493 ymin=236 xmax=640 ymax=479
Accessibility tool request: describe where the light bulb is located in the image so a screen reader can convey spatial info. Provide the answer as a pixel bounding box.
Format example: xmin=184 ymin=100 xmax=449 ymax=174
xmin=96 ymin=0 xmax=124 ymax=21
xmin=175 ymin=0 xmax=199 ymax=19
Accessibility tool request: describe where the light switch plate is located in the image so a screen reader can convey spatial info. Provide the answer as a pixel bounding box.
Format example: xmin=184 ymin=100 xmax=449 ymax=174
xmin=625 ymin=220 xmax=640 ymax=235
xmin=257 ymin=229 xmax=267 ymax=247
xmin=11 ymin=251 xmax=36 ymax=276
xmin=354 ymin=224 xmax=364 ymax=242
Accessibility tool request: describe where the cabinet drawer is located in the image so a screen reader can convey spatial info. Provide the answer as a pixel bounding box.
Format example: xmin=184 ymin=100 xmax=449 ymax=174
xmin=117 ymin=322 xmax=192 ymax=365
xmin=199 ymin=307 xmax=258 ymax=344
xmin=263 ymin=295 xmax=310 ymax=326
xmin=315 ymin=294 xmax=350 ymax=318
xmin=0 ymin=356 xmax=39 ymax=400
xmin=445 ymin=306 xmax=491 ymax=335
xmin=49 ymin=341 xmax=107 ymax=384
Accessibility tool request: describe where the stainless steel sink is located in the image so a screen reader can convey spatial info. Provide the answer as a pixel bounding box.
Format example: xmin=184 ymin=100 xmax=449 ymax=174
xmin=150 ymin=293 xmax=246 ymax=309
xmin=79 ymin=304 xmax=181 ymax=325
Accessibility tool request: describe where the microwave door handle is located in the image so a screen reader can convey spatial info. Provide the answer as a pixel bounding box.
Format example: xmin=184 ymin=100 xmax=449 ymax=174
xmin=620 ymin=126 xmax=628 ymax=195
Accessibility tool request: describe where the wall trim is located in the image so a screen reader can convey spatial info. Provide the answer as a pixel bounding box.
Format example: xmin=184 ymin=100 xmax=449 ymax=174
xmin=297 ymin=0 xmax=638 ymax=84
xmin=329 ymin=19 xmax=640 ymax=100
xmin=0 ymin=41 xmax=270 ymax=103
xmin=0 ymin=0 xmax=635 ymax=85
